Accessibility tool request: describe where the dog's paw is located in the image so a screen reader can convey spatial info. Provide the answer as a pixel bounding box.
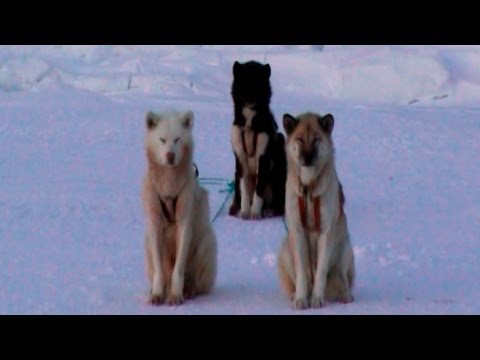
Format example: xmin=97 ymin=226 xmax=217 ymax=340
xmin=148 ymin=292 xmax=165 ymax=306
xmin=263 ymin=209 xmax=275 ymax=218
xmin=310 ymin=295 xmax=325 ymax=309
xmin=291 ymin=297 xmax=310 ymax=310
xmin=339 ymin=292 xmax=354 ymax=304
xmin=166 ymin=293 xmax=185 ymax=306
xmin=228 ymin=203 xmax=239 ymax=216
xmin=240 ymin=211 xmax=250 ymax=220
xmin=272 ymin=209 xmax=284 ymax=217
xmin=250 ymin=211 xmax=262 ymax=220
xmin=183 ymin=285 xmax=196 ymax=300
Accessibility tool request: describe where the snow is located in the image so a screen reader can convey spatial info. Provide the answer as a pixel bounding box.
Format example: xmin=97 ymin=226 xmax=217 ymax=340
xmin=0 ymin=45 xmax=479 ymax=314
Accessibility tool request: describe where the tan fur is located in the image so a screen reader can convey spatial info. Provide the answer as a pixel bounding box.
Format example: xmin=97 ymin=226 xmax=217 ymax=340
xmin=142 ymin=110 xmax=217 ymax=306
xmin=278 ymin=112 xmax=355 ymax=309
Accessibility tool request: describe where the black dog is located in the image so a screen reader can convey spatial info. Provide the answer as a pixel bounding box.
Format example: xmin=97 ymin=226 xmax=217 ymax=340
xmin=228 ymin=60 xmax=286 ymax=219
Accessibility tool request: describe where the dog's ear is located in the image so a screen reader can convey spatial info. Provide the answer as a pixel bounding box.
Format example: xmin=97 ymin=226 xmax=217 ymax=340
xmin=181 ymin=110 xmax=195 ymax=129
xmin=319 ymin=114 xmax=334 ymax=135
xmin=264 ymin=63 xmax=271 ymax=79
xmin=146 ymin=111 xmax=161 ymax=130
xmin=233 ymin=61 xmax=243 ymax=77
xmin=283 ymin=113 xmax=299 ymax=135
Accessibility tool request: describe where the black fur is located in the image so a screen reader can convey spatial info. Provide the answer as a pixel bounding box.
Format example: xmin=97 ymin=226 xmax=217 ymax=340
xmin=229 ymin=60 xmax=287 ymax=217
xmin=318 ymin=113 xmax=334 ymax=134
xmin=193 ymin=162 xmax=199 ymax=177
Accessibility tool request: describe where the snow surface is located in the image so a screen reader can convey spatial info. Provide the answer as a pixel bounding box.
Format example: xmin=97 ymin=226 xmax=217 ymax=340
xmin=0 ymin=45 xmax=479 ymax=314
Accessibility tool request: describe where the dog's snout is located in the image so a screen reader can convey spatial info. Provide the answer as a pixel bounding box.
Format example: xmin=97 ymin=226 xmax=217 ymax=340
xmin=167 ymin=152 xmax=175 ymax=165
xmin=302 ymin=150 xmax=316 ymax=166
xmin=303 ymin=158 xmax=313 ymax=166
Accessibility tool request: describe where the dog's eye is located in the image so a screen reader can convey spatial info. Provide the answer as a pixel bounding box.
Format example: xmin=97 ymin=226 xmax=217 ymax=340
xmin=314 ymin=137 xmax=321 ymax=143
xmin=174 ymin=137 xmax=180 ymax=144
xmin=159 ymin=138 xmax=166 ymax=144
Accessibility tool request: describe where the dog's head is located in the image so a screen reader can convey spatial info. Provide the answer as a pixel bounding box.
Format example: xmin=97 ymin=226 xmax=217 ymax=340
xmin=231 ymin=60 xmax=272 ymax=107
xmin=283 ymin=112 xmax=335 ymax=168
xmin=145 ymin=110 xmax=194 ymax=167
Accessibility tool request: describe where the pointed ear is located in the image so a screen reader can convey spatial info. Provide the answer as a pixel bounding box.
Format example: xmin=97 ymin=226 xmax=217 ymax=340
xmin=181 ymin=110 xmax=194 ymax=129
xmin=146 ymin=111 xmax=160 ymax=130
xmin=233 ymin=61 xmax=242 ymax=77
xmin=264 ymin=63 xmax=271 ymax=78
xmin=318 ymin=114 xmax=334 ymax=134
xmin=283 ymin=113 xmax=298 ymax=135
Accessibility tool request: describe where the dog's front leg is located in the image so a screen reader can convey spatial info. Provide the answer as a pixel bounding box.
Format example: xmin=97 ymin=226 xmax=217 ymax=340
xmin=250 ymin=133 xmax=269 ymax=219
xmin=147 ymin=220 xmax=166 ymax=305
xmin=239 ymin=177 xmax=252 ymax=219
xmin=286 ymin=191 xmax=311 ymax=309
xmin=229 ymin=156 xmax=243 ymax=216
xmin=169 ymin=186 xmax=194 ymax=305
xmin=311 ymin=228 xmax=333 ymax=308
xmin=291 ymin=227 xmax=311 ymax=309
xmin=231 ymin=125 xmax=250 ymax=218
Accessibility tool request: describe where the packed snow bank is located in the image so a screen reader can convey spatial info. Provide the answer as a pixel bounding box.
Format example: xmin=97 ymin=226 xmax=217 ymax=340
xmin=1 ymin=45 xmax=480 ymax=107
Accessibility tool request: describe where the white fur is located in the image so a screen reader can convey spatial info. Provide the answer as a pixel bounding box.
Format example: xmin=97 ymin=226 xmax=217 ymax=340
xmin=143 ymin=109 xmax=216 ymax=305
xmin=255 ymin=133 xmax=268 ymax=159
xmin=240 ymin=178 xmax=251 ymax=217
xmin=311 ymin=229 xmax=332 ymax=304
xmin=171 ymin=190 xmax=194 ymax=298
xmin=145 ymin=110 xmax=194 ymax=167
xmin=148 ymin=222 xmax=165 ymax=298
xmin=250 ymin=193 xmax=263 ymax=217
xmin=231 ymin=125 xmax=246 ymax=166
xmin=299 ymin=166 xmax=318 ymax=186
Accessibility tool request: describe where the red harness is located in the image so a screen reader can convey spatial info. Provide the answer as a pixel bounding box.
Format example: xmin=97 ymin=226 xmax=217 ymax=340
xmin=296 ymin=186 xmax=320 ymax=283
xmin=158 ymin=195 xmax=177 ymax=224
xmin=294 ymin=180 xmax=345 ymax=283
xmin=241 ymin=130 xmax=258 ymax=158
xmin=297 ymin=181 xmax=345 ymax=234
xmin=298 ymin=194 xmax=321 ymax=234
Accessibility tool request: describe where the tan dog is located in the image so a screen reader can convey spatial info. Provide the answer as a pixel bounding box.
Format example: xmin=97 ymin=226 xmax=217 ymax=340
xmin=277 ymin=112 xmax=355 ymax=309
xmin=142 ymin=110 xmax=217 ymax=306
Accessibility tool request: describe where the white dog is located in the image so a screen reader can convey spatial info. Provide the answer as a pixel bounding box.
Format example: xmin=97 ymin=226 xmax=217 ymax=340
xmin=142 ymin=110 xmax=217 ymax=306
